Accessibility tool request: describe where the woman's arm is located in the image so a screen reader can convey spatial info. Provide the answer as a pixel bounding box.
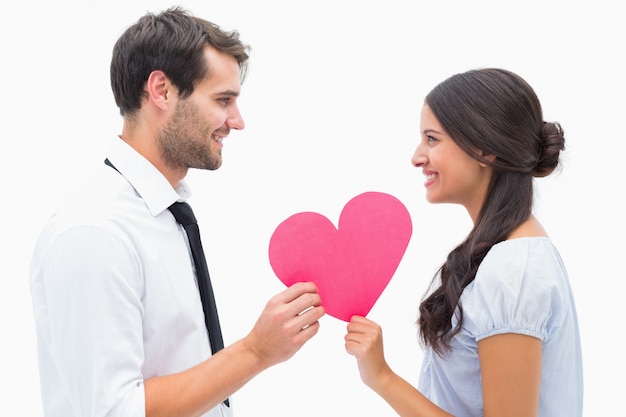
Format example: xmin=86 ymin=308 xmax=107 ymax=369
xmin=478 ymin=333 xmax=542 ymax=417
xmin=345 ymin=316 xmax=453 ymax=417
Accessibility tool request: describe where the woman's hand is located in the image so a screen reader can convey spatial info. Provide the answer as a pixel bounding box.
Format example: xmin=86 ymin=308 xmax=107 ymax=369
xmin=345 ymin=315 xmax=454 ymax=417
xmin=344 ymin=315 xmax=391 ymax=390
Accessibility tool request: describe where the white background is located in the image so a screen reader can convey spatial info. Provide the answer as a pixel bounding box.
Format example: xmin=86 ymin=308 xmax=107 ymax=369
xmin=2 ymin=0 xmax=624 ymax=415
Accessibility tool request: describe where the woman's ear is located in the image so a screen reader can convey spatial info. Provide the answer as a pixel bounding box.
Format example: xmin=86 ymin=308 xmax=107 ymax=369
xmin=479 ymin=151 xmax=496 ymax=168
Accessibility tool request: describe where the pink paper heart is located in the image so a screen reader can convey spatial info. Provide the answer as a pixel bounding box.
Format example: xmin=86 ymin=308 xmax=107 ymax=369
xmin=268 ymin=192 xmax=412 ymax=321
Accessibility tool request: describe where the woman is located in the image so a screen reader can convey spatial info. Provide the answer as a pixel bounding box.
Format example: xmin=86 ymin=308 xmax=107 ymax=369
xmin=345 ymin=68 xmax=583 ymax=417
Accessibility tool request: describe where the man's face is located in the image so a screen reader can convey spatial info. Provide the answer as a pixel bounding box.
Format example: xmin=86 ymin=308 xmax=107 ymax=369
xmin=158 ymin=47 xmax=245 ymax=171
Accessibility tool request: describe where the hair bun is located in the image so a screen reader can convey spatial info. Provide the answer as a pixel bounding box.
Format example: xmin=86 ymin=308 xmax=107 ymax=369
xmin=534 ymin=121 xmax=565 ymax=177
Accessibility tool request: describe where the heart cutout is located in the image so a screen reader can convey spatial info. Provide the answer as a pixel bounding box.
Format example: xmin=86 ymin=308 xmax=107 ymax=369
xmin=268 ymin=191 xmax=412 ymax=321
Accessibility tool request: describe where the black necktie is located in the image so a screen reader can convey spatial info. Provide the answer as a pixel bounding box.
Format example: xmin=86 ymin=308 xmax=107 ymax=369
xmin=169 ymin=202 xmax=230 ymax=407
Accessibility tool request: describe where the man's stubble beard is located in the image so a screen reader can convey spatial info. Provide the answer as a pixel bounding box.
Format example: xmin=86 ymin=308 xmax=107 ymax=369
xmin=157 ymin=99 xmax=222 ymax=172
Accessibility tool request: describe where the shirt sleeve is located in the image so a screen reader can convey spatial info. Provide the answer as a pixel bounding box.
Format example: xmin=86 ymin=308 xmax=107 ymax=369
xmin=40 ymin=224 xmax=146 ymax=416
xmin=460 ymin=239 xmax=569 ymax=343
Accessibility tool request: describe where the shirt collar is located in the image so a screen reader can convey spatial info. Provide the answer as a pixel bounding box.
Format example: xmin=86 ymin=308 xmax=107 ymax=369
xmin=105 ymin=137 xmax=192 ymax=217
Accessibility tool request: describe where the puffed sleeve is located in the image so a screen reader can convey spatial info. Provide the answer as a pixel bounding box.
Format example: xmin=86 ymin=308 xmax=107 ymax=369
xmin=460 ymin=238 xmax=570 ymax=343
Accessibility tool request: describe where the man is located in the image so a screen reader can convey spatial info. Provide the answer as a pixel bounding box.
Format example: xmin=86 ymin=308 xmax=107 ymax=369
xmin=30 ymin=7 xmax=325 ymax=417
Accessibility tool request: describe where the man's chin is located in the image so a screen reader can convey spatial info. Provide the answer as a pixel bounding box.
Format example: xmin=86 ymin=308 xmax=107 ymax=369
xmin=206 ymin=159 xmax=222 ymax=171
xmin=194 ymin=156 xmax=222 ymax=171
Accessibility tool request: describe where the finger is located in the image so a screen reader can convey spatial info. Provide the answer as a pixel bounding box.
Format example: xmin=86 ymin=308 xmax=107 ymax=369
xmin=294 ymin=319 xmax=321 ymax=344
xmin=348 ymin=315 xmax=371 ymax=325
xmin=287 ymin=291 xmax=323 ymax=318
xmin=292 ymin=305 xmax=325 ymax=332
xmin=344 ymin=333 xmax=364 ymax=344
xmin=275 ymin=281 xmax=319 ymax=304
xmin=346 ymin=321 xmax=374 ymax=335
xmin=344 ymin=339 xmax=368 ymax=356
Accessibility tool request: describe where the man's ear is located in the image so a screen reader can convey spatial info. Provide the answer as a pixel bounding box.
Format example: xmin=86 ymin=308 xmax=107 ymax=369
xmin=146 ymin=70 xmax=172 ymax=110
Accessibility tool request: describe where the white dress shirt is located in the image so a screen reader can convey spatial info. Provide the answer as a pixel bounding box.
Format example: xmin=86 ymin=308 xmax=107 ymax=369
xmin=30 ymin=137 xmax=232 ymax=417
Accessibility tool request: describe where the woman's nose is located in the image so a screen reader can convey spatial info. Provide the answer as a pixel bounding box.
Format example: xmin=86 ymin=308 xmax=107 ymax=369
xmin=411 ymin=143 xmax=427 ymax=167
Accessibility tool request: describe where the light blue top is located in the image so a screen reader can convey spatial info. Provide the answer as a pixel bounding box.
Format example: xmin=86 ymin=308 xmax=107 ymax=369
xmin=418 ymin=237 xmax=583 ymax=417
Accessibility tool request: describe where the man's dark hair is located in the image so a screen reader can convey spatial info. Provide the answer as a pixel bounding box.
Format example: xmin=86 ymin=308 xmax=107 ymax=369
xmin=110 ymin=6 xmax=250 ymax=116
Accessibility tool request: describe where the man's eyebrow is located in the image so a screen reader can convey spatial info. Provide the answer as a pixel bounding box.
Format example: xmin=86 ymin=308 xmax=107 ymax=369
xmin=217 ymin=89 xmax=240 ymax=97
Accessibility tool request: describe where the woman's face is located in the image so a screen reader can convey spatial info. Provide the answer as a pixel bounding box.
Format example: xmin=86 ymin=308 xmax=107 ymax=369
xmin=411 ymin=104 xmax=493 ymax=221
